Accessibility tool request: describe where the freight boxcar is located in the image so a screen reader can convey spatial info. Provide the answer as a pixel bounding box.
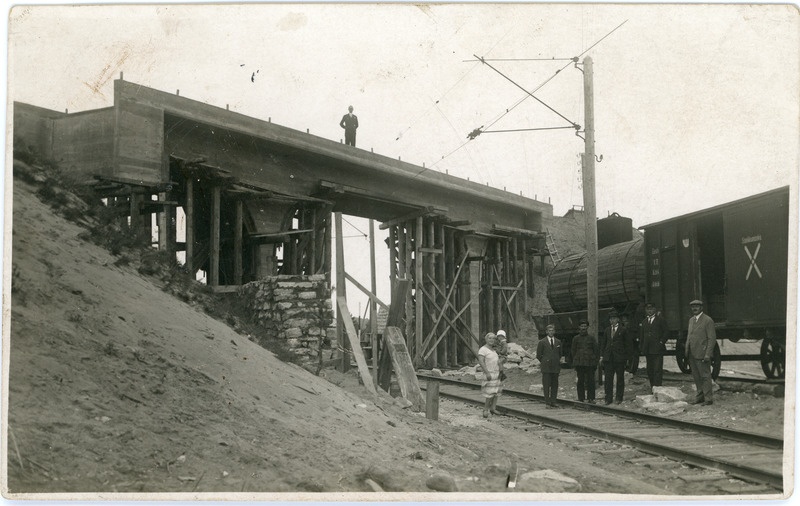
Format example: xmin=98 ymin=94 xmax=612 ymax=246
xmin=642 ymin=186 xmax=790 ymax=378
xmin=534 ymin=186 xmax=791 ymax=378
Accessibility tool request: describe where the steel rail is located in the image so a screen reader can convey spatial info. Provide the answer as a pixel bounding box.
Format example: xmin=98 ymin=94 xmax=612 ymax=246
xmin=420 ymin=377 xmax=783 ymax=489
xmin=418 ymin=373 xmax=783 ymax=449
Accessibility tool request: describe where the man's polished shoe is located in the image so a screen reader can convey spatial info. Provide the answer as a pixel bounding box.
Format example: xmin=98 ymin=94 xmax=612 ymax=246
xmin=689 ymin=398 xmax=705 ymax=405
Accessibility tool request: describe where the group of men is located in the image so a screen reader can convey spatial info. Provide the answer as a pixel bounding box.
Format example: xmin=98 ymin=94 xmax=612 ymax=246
xmin=535 ymin=299 xmax=717 ymax=408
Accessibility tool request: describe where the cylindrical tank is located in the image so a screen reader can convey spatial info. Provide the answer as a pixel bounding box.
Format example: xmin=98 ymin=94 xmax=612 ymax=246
xmin=547 ymin=239 xmax=645 ymax=313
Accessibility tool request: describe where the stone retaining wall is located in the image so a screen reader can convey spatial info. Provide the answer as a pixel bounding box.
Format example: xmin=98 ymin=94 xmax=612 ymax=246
xmin=239 ymin=275 xmax=334 ymax=367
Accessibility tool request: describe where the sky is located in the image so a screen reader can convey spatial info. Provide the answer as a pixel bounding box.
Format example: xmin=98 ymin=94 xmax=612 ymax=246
xmin=4 ymin=2 xmax=799 ymax=316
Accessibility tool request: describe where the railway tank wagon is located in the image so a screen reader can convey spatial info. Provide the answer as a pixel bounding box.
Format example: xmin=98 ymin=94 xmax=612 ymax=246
xmin=535 ymin=186 xmax=790 ymax=379
xmin=542 ymin=238 xmax=646 ymax=362
xmin=641 ymin=186 xmax=790 ymax=379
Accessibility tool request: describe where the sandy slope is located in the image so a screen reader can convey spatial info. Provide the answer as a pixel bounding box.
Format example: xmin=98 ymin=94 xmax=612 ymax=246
xmin=3 ymin=170 xmax=789 ymax=498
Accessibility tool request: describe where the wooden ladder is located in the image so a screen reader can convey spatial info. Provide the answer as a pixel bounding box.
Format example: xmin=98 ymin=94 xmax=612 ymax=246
xmin=545 ymin=228 xmax=561 ymax=264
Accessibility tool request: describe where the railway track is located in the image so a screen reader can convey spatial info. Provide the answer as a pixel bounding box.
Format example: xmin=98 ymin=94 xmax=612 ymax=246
xmin=418 ymin=374 xmax=784 ymax=492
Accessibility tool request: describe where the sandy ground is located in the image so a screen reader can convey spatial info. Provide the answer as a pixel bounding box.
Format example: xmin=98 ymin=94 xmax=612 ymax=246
xmin=3 ymin=173 xmax=792 ymax=499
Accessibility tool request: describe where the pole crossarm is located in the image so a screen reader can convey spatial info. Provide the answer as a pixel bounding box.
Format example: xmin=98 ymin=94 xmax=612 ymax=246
xmin=344 ymin=271 xmax=390 ymax=312
xmin=474 ymin=54 xmax=579 ymax=129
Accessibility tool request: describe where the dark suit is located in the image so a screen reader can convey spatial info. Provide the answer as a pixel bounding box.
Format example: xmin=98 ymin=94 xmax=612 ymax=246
xmin=536 ymin=336 xmax=561 ymax=406
xmin=600 ymin=323 xmax=632 ymax=403
xmin=339 ymin=113 xmax=358 ymax=146
xmin=571 ymin=333 xmax=598 ymax=402
xmin=640 ymin=314 xmax=669 ymax=388
xmin=686 ymin=312 xmax=716 ymax=402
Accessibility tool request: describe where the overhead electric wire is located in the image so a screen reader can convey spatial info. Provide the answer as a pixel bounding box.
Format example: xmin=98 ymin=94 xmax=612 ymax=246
xmin=425 ymin=19 xmax=628 ymax=171
xmin=341 ymin=216 xmax=368 ymax=238
xmin=474 ymin=54 xmax=579 ymax=128
xmin=481 ymin=19 xmax=628 ymax=133
xmin=462 ymin=57 xmax=575 ymax=62
xmin=396 ymin=26 xmax=515 ymax=143
xmin=482 ymin=125 xmax=577 ymax=134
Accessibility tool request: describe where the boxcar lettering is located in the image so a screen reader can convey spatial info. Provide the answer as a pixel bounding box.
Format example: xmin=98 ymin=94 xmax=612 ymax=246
xmin=741 ymin=235 xmax=762 ymax=244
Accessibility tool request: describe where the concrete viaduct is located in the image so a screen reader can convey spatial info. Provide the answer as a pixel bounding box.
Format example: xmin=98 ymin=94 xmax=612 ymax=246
xmin=14 ymin=77 xmax=553 ymax=368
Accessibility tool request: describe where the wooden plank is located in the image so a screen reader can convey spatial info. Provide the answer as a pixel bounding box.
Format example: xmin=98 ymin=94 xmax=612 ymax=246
xmin=185 ymin=177 xmax=194 ymax=274
xmin=492 ymin=224 xmax=546 ymax=237
xmin=337 ymin=297 xmax=378 ymax=396
xmin=420 ymin=285 xmax=477 ymax=360
xmin=436 ymin=222 xmax=447 ymax=367
xmin=377 ymin=278 xmax=410 ymax=392
xmin=493 ymin=264 xmax=518 ymax=335
xmin=210 ymin=186 xmax=221 ymax=287
xmin=345 ymin=272 xmax=390 ymax=311
xmin=335 ymin=213 xmax=349 ymax=372
xmin=384 ymin=326 xmax=425 ymax=410
xmin=378 ymin=206 xmax=447 ymax=230
xmin=419 ymin=249 xmax=471 ymax=351
xmin=425 ymin=378 xmax=440 ymax=420
xmin=249 ymin=228 xmax=314 ymax=239
xmin=234 ymin=200 xmax=243 ymax=285
xmin=404 ymin=221 xmax=414 ymax=360
xmin=415 ymin=216 xmax=424 ymax=365
xmin=310 ymin=208 xmax=318 ymax=273
xmin=369 ymin=219 xmax=379 ymax=390
xmin=389 ymin=226 xmax=397 ymax=292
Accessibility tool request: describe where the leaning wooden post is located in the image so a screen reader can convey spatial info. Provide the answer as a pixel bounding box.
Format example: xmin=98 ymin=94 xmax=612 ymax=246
xmin=425 ymin=377 xmax=440 ymax=421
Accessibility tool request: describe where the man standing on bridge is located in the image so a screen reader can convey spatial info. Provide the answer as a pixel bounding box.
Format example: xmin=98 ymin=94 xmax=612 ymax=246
xmin=339 ymin=105 xmax=358 ymax=146
xmin=686 ymin=299 xmax=716 ymax=406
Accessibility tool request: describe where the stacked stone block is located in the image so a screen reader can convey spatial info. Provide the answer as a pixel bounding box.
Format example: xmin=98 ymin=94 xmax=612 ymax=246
xmin=239 ymin=275 xmax=333 ymax=365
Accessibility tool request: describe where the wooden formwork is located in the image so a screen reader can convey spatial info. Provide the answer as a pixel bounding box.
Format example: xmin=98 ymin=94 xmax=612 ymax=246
xmin=384 ymin=217 xmax=539 ymax=369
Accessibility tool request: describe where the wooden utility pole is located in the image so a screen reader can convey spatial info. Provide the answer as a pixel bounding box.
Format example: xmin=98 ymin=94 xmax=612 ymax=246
xmin=582 ymin=56 xmax=599 ymax=335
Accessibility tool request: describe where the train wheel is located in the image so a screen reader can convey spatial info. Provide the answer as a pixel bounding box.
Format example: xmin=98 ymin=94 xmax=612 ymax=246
xmin=760 ymin=338 xmax=786 ymax=379
xmin=675 ymin=339 xmax=690 ymax=373
xmin=711 ymin=342 xmax=722 ymax=380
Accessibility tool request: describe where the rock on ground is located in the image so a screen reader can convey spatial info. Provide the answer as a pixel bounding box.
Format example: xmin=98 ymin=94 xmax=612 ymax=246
xmin=518 ymin=469 xmax=582 ymax=493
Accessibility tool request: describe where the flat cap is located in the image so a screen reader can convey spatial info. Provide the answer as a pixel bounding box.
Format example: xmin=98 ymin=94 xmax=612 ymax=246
xmin=689 ymin=299 xmax=703 ymax=305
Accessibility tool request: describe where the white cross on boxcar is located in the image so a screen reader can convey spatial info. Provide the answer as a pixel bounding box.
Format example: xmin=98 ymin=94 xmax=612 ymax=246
xmin=744 ymin=242 xmax=762 ymax=280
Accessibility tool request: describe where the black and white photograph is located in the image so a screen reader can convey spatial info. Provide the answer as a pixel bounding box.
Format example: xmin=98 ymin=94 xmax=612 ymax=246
xmin=2 ymin=2 xmax=798 ymax=501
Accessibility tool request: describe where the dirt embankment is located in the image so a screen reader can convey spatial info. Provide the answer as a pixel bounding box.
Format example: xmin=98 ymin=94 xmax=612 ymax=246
xmin=4 ymin=158 xmax=788 ymax=498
